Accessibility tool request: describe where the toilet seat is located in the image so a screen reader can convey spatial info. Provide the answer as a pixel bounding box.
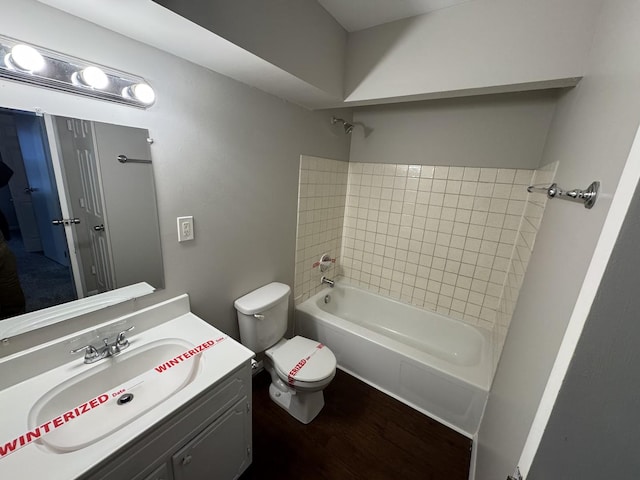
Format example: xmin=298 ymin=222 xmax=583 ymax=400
xmin=267 ymin=336 xmax=336 ymax=389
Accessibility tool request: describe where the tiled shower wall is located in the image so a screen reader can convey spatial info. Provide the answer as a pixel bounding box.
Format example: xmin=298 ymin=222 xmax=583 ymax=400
xmin=293 ymin=155 xmax=348 ymax=304
xmin=294 ymin=156 xmax=554 ymax=361
xmin=341 ymin=163 xmax=534 ymax=330
xmin=493 ymin=161 xmax=558 ymax=366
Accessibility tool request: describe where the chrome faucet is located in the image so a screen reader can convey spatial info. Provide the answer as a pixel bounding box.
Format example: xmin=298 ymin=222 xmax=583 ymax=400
xmin=321 ymin=276 xmax=335 ymax=288
xmin=71 ymin=326 xmax=135 ymax=364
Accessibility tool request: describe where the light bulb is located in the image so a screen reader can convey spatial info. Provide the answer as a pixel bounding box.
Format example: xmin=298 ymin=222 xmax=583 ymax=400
xmin=8 ymin=44 xmax=45 ymax=72
xmin=78 ymin=66 xmax=109 ymax=89
xmin=123 ymin=83 xmax=156 ymax=105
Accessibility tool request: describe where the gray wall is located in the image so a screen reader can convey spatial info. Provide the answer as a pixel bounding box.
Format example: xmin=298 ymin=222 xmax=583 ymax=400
xmin=350 ymin=91 xmax=559 ymax=168
xmin=0 ymin=0 xmax=350 ymax=339
xmin=345 ymin=0 xmax=601 ymax=103
xmin=527 ymin=172 xmax=640 ymax=479
xmin=155 ymin=0 xmax=347 ymax=98
xmin=475 ymin=1 xmax=640 ymax=478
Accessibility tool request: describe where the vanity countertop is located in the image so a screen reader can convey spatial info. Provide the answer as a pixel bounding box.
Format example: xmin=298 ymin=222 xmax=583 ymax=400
xmin=0 ymin=295 xmax=254 ymax=480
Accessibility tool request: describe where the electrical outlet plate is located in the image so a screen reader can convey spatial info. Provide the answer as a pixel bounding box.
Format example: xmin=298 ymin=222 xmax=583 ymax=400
xmin=177 ymin=216 xmax=194 ymax=242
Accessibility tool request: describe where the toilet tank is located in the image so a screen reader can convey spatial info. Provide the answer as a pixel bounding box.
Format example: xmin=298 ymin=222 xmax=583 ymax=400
xmin=234 ymin=282 xmax=290 ymax=352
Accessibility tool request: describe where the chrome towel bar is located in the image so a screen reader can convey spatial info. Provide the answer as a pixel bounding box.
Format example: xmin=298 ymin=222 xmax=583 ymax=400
xmin=117 ymin=154 xmax=152 ymax=164
xmin=527 ymin=181 xmax=600 ymax=209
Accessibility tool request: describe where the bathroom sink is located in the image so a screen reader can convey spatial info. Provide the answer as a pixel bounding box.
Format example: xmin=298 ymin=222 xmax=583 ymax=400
xmin=27 ymin=338 xmax=201 ymax=453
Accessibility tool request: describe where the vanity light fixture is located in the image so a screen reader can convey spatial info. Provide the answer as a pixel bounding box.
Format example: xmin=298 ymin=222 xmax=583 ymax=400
xmin=5 ymin=44 xmax=45 ymax=72
xmin=0 ymin=34 xmax=156 ymax=108
xmin=73 ymin=66 xmax=110 ymax=90
xmin=123 ymin=83 xmax=156 ymax=105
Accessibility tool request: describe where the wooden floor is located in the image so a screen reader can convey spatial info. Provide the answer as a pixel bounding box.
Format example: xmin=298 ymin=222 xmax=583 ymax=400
xmin=240 ymin=369 xmax=471 ymax=480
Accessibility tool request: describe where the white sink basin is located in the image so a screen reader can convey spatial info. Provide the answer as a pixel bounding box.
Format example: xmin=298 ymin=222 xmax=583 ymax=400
xmin=27 ymin=338 xmax=201 ymax=453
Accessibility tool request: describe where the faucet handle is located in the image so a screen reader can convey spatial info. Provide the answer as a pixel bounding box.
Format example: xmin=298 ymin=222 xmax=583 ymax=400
xmin=70 ymin=344 xmax=100 ymax=362
xmin=116 ymin=325 xmax=135 ymax=348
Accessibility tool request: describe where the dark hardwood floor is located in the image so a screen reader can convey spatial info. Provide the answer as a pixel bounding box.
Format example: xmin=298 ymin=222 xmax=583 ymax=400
xmin=240 ymin=369 xmax=471 ymax=480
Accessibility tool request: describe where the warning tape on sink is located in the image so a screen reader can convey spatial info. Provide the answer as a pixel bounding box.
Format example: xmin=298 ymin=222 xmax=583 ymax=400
xmin=0 ymin=336 xmax=227 ymax=460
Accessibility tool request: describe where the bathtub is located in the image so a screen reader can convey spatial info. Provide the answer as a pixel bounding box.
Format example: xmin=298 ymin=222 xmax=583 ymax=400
xmin=295 ymin=282 xmax=492 ymax=437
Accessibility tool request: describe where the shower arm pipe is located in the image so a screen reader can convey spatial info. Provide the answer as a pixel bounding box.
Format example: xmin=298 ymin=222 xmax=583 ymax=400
xmin=527 ymin=181 xmax=600 ymax=209
xmin=331 ymin=116 xmax=354 ymax=134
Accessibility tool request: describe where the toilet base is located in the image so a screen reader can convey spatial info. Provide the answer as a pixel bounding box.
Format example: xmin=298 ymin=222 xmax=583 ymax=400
xmin=268 ymin=382 xmax=325 ymax=424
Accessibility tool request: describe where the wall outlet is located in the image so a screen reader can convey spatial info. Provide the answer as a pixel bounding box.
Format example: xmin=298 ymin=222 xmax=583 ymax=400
xmin=177 ymin=216 xmax=194 ymax=242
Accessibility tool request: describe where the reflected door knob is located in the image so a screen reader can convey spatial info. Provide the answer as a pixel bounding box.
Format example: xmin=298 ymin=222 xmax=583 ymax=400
xmin=93 ymin=224 xmax=105 ymax=231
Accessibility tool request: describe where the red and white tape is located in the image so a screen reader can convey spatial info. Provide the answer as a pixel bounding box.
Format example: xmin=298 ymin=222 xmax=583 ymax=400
xmin=287 ymin=343 xmax=324 ymax=384
xmin=0 ymin=336 xmax=227 ymax=459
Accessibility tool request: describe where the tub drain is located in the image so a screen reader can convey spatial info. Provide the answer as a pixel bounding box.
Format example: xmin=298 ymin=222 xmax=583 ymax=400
xmin=324 ymin=294 xmax=331 ymax=304
xmin=117 ymin=393 xmax=134 ymax=405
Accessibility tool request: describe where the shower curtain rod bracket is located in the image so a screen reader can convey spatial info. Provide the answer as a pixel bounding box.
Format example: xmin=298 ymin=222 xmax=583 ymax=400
xmin=527 ymin=181 xmax=599 ymax=209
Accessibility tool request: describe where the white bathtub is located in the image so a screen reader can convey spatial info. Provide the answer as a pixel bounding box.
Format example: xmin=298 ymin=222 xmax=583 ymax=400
xmin=295 ymin=282 xmax=491 ymax=437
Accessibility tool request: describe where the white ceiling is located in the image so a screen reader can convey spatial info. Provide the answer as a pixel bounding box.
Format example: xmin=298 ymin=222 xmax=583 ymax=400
xmin=317 ymin=0 xmax=476 ymax=32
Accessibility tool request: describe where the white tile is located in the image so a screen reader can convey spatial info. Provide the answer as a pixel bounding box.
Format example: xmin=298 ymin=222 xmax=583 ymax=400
xmin=432 ymin=179 xmax=447 ymax=193
xmin=476 ymin=183 xmax=494 ymax=197
xmin=440 ymin=283 xmax=455 ymax=297
xmin=434 ymin=244 xmax=449 ymax=258
xmin=429 ymin=193 xmax=444 ymax=206
xmin=432 ymin=257 xmax=446 ymax=270
xmin=418 ymin=179 xmax=433 ymax=192
xmin=441 ymin=208 xmax=456 ymax=222
xmin=479 ymin=168 xmax=497 ymax=183
xmin=394 ymin=164 xmax=408 ymax=176
xmin=467 ymin=225 xmax=485 ymax=239
xmin=408 ymin=165 xmax=422 ymax=177
xmin=473 ymin=197 xmax=491 ymax=212
xmin=445 ymin=181 xmax=462 ymax=195
xmin=463 ymin=167 xmax=480 ymax=182
xmin=452 ymin=222 xmax=469 ymax=236
xmin=448 ymin=167 xmax=464 ymax=180
xmin=394 ymin=177 xmax=407 ymax=190
xmin=514 ymin=169 xmax=534 ymax=185
xmin=434 ymin=166 xmax=449 ymax=179
xmin=493 ymin=184 xmax=512 ymax=199
xmin=460 ymin=182 xmax=478 ymax=196
xmin=406 ymin=178 xmax=420 ymax=191
xmin=450 ymin=235 xmax=466 ymax=250
xmin=496 ymin=169 xmax=516 ymax=184
xmin=437 ymin=295 xmax=453 ymax=309
xmin=489 ymin=198 xmax=508 ymax=214
xmin=455 ymin=209 xmax=472 ymax=223
xmin=451 ymin=299 xmax=467 ymax=313
xmin=421 ymin=166 xmax=435 ymax=178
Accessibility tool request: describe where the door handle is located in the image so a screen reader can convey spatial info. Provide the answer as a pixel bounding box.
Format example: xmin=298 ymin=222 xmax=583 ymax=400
xmin=93 ymin=224 xmax=105 ymax=231
xmin=52 ymin=218 xmax=81 ymax=225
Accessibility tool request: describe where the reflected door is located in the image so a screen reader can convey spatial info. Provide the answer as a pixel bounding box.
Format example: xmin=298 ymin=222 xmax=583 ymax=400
xmin=53 ymin=117 xmax=114 ymax=296
xmin=13 ymin=113 xmax=69 ymax=266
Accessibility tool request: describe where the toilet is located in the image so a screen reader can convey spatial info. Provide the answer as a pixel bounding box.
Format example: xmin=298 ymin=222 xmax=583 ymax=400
xmin=234 ymin=282 xmax=336 ymax=424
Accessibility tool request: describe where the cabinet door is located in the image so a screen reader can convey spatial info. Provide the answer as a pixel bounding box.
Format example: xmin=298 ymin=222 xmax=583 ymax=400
xmin=143 ymin=463 xmax=172 ymax=480
xmin=172 ymin=398 xmax=251 ymax=480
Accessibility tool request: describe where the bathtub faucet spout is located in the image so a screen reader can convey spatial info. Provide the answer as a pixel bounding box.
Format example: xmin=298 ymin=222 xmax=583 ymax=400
xmin=321 ymin=276 xmax=335 ymax=288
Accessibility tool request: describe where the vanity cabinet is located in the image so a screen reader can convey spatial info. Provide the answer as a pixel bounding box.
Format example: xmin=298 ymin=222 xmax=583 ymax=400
xmin=84 ymin=362 xmax=252 ymax=480
xmin=172 ymin=399 xmax=250 ymax=480
xmin=143 ymin=464 xmax=171 ymax=480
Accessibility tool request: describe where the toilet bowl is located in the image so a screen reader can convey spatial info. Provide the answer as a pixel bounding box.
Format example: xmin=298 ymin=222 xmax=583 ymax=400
xmin=234 ymin=282 xmax=336 ymax=424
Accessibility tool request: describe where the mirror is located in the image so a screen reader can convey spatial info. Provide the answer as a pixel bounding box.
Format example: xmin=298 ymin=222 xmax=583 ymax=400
xmin=0 ymin=107 xmax=164 ymax=337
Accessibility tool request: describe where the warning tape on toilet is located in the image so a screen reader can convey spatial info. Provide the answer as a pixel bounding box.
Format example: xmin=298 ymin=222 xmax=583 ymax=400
xmin=287 ymin=342 xmax=325 ymax=384
xmin=0 ymin=335 xmax=227 ymax=460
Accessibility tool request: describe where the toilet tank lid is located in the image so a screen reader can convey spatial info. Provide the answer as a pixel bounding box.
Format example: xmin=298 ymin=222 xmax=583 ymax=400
xmin=234 ymin=282 xmax=291 ymax=314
